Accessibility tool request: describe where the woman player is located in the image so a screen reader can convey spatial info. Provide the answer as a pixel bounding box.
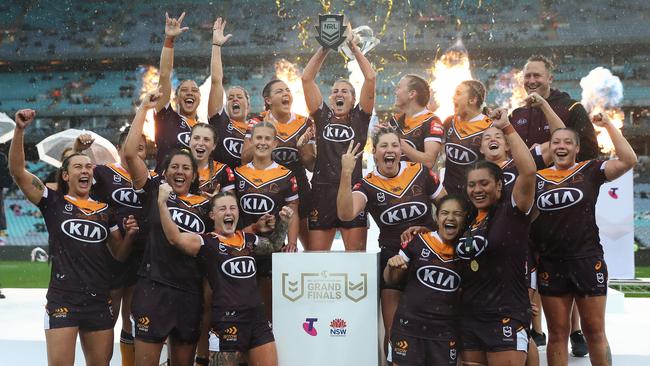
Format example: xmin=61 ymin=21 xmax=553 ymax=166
xmin=207 ymin=17 xmax=254 ymax=169
xmin=9 ymin=109 xmax=138 ymax=366
xmin=442 ymin=80 xmax=493 ymax=195
xmin=152 ymin=11 xmax=203 ymax=173
xmin=384 ymin=195 xmax=469 ymax=366
xmin=533 ymin=114 xmax=636 ymax=366
xmin=189 ymin=123 xmax=236 ymax=195
xmin=125 ymin=91 xmax=212 ymax=366
xmin=301 ymin=35 xmax=375 ymax=251
xmin=389 ymin=74 xmax=444 ymax=168
xmin=158 ymin=186 xmax=291 ymax=366
xmin=457 ymin=111 xmax=537 ymax=365
xmin=336 ymin=128 xmax=445 ymax=358
xmin=242 ymin=79 xmax=315 ymax=250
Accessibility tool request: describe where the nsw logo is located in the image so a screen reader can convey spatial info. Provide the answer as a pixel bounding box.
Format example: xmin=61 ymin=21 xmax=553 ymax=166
xmin=272 ymin=147 xmax=299 ymax=165
xmin=61 ymin=219 xmax=108 ymax=244
xmin=329 ymin=318 xmax=347 ymax=336
xmin=456 ymin=235 xmax=488 ymax=259
xmin=380 ymin=202 xmax=427 ymax=225
xmin=323 ymin=124 xmax=354 ymax=142
xmin=303 ymin=318 xmax=318 ymax=336
xmin=536 ymin=187 xmax=584 ymax=211
xmin=111 ymin=188 xmax=142 ymax=208
xmin=223 ymin=137 xmax=243 ymax=158
xmin=240 ymin=193 xmax=275 ymax=215
xmin=221 ymin=256 xmax=256 ymax=278
xmin=168 ymin=207 xmax=205 ymax=233
xmin=177 ymin=131 xmax=191 ymax=147
xmin=445 ymin=143 xmax=478 ymax=165
xmin=416 ymin=265 xmax=461 ymax=292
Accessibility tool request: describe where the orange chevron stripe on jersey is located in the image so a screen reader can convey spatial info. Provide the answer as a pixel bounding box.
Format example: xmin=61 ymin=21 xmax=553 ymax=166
xmin=230 ymin=119 xmax=250 ymax=135
xmin=64 ymin=195 xmax=108 ymax=215
xmin=537 ymin=161 xmax=590 ymax=185
xmin=272 ymin=114 xmax=308 ymax=142
xmin=394 ymin=111 xmax=438 ymax=134
xmin=178 ymin=194 xmax=209 ymax=207
xmin=363 ymin=162 xmax=423 ymax=198
xmin=235 ymin=163 xmax=293 ymax=188
xmin=181 ymin=115 xmax=198 ymax=128
xmin=198 ymin=161 xmax=227 ymax=187
xmin=215 ymin=231 xmax=246 ymax=250
xmin=452 ymin=114 xmax=493 ymax=139
xmin=420 ymin=231 xmax=456 ymax=261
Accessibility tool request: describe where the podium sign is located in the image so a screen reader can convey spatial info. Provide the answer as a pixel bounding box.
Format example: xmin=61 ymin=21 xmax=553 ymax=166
xmin=273 ymin=252 xmax=379 ymax=366
xmin=596 ymin=170 xmax=634 ymax=279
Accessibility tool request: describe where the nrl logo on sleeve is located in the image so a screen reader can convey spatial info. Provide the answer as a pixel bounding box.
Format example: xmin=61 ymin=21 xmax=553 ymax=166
xmin=315 ymin=14 xmax=347 ymax=50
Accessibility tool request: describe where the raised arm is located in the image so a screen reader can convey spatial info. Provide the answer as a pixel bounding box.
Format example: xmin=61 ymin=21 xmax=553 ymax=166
xmin=349 ymin=38 xmax=376 ymax=114
xmin=526 ymin=92 xmax=565 ymax=135
xmin=337 ymin=142 xmax=367 ymax=221
xmin=400 ymin=140 xmax=442 ymax=169
xmin=255 ymin=206 xmax=293 ymax=255
xmin=157 ymin=182 xmax=203 ymax=256
xmin=297 ymin=124 xmax=316 ymax=172
xmin=107 ymin=215 xmax=139 ymax=262
xmin=125 ymin=90 xmax=161 ymax=189
xmin=8 ymin=109 xmax=45 ymax=205
xmin=592 ymin=113 xmax=637 ymax=181
xmin=301 ymin=47 xmax=328 ymax=114
xmin=155 ymin=11 xmax=189 ymax=112
xmin=493 ymin=108 xmax=536 ymax=212
xmin=208 ymin=17 xmax=232 ymax=118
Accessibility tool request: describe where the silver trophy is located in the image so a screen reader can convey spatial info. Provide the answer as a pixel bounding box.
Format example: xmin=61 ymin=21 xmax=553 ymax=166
xmin=339 ymin=25 xmax=380 ymax=59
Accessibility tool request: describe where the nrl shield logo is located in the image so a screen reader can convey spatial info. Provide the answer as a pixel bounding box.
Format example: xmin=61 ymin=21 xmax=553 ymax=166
xmin=315 ymin=14 xmax=347 ymax=50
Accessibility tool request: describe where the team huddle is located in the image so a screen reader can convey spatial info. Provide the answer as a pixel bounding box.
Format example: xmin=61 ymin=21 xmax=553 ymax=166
xmin=7 ymin=12 xmax=637 ymax=366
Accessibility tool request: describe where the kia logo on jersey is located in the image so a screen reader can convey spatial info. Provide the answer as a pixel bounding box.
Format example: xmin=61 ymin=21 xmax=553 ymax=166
xmin=177 ymin=132 xmax=191 ymax=147
xmin=221 ymin=256 xmax=257 ymax=278
xmin=536 ymin=187 xmax=584 ymax=211
xmin=379 ymin=202 xmax=427 ymax=225
xmin=223 ymin=137 xmax=243 ymax=158
xmin=240 ymin=194 xmax=275 ymax=215
xmin=111 ymin=188 xmax=142 ymax=208
xmin=168 ymin=207 xmax=205 ymax=233
xmin=61 ymin=219 xmax=108 ymax=243
xmin=503 ymin=172 xmax=516 ymax=186
xmin=456 ymin=235 xmax=488 ymax=259
xmin=323 ymin=124 xmax=354 ymax=142
xmin=416 ymin=265 xmax=461 ymax=292
xmin=445 ymin=143 xmax=478 ymax=165
xmin=272 ymin=147 xmax=299 ymax=165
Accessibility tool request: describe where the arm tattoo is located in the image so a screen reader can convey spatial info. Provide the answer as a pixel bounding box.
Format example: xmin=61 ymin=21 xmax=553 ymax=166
xmin=215 ymin=351 xmax=238 ymax=366
xmin=255 ymin=219 xmax=289 ymax=255
xmin=31 ymin=177 xmax=44 ymax=191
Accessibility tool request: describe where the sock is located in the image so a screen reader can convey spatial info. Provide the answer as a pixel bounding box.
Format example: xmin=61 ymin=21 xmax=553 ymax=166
xmin=120 ymin=329 xmax=135 ymax=366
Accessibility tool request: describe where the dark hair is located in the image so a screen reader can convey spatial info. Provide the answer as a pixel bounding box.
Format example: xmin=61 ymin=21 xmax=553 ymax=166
xmin=116 ymin=127 xmax=146 ymax=149
xmin=526 ymin=55 xmax=555 ymax=73
xmin=56 ymin=153 xmax=90 ymax=196
xmin=191 ymin=123 xmax=218 ymax=143
xmin=175 ymin=79 xmax=198 ymax=97
xmin=262 ymin=79 xmax=285 ymax=111
xmin=333 ymin=79 xmax=356 ymax=100
xmin=460 ymin=80 xmax=486 ymax=108
xmin=436 ymin=194 xmax=470 ymax=216
xmin=372 ymin=125 xmax=400 ymax=147
xmin=404 ymin=74 xmax=430 ymax=107
xmin=465 ymin=160 xmax=504 ymax=190
xmin=550 ymin=127 xmax=580 ymax=146
xmin=250 ymin=120 xmax=277 ymax=137
xmin=160 ymin=149 xmax=201 ymax=194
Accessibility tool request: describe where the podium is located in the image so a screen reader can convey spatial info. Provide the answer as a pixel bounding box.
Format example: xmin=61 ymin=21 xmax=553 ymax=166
xmin=273 ymin=251 xmax=379 ymax=366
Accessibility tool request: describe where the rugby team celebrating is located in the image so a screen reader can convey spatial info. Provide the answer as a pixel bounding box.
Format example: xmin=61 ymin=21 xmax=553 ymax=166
xmin=7 ymin=11 xmax=637 ymax=366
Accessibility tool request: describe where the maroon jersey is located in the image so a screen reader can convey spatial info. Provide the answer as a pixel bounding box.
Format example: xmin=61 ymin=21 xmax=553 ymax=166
xmin=352 ymin=162 xmax=443 ymax=249
xmin=389 ymin=110 xmax=444 ymax=161
xmin=442 ymin=114 xmax=492 ymax=196
xmin=208 ymin=110 xmax=250 ymax=169
xmin=198 ymin=231 xmax=263 ymax=312
xmin=457 ymin=191 xmax=531 ymax=323
xmin=234 ymin=162 xmax=299 ymax=227
xmin=198 ymin=161 xmax=236 ymax=195
xmin=136 ymin=176 xmax=211 ymax=294
xmin=499 ymin=145 xmax=546 ymax=188
xmin=396 ymin=231 xmax=460 ymax=326
xmin=154 ymin=104 xmax=199 ymax=173
xmin=38 ymin=188 xmax=118 ymax=297
xmin=311 ymin=103 xmax=370 ymax=184
xmin=532 ymin=160 xmax=608 ymax=259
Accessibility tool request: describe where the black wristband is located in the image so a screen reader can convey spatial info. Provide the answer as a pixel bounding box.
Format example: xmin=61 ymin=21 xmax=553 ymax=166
xmin=212 ymin=43 xmax=222 ymax=47
xmin=195 ymin=356 xmax=209 ymax=365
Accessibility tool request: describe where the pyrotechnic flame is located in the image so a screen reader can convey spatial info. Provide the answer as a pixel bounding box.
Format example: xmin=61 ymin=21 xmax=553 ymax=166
xmin=429 ymin=40 xmax=473 ymax=120
xmin=275 ymin=59 xmax=308 ymax=116
xmin=495 ymin=68 xmax=527 ymax=110
xmin=580 ymin=67 xmax=624 ymax=155
xmin=138 ymin=65 xmax=162 ymax=141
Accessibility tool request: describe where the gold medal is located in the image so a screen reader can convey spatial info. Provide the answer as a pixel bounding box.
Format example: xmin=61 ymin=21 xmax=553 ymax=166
xmin=470 ymin=260 xmax=479 ymax=272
